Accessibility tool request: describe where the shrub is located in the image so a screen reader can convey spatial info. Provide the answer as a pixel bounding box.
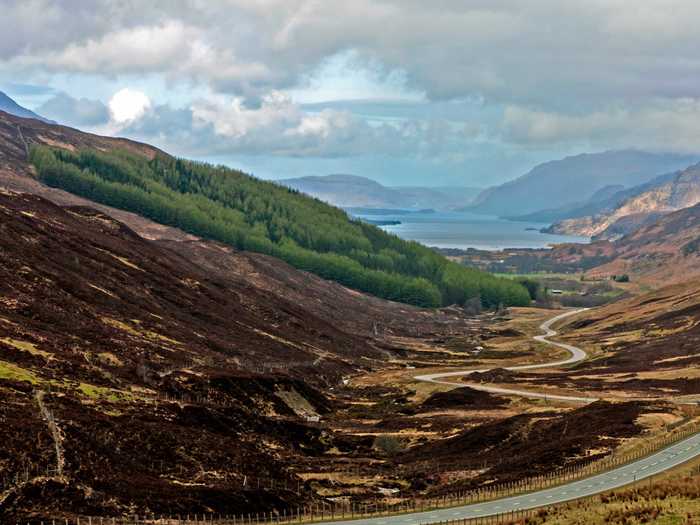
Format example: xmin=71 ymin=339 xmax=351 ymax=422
xmin=373 ymin=435 xmax=405 ymax=456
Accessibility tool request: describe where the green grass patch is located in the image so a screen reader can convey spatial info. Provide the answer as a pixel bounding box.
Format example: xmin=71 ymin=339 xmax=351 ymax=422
xmin=77 ymin=382 xmax=131 ymax=403
xmin=0 ymin=360 xmax=40 ymax=384
xmin=0 ymin=337 xmax=52 ymax=358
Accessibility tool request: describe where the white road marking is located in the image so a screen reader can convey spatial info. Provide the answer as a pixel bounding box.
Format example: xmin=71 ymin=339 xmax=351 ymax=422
xmin=322 ymin=311 xmax=700 ymax=525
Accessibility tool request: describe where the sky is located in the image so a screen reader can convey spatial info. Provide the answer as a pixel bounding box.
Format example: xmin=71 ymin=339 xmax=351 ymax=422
xmin=2 ymin=1 xmax=700 ymax=187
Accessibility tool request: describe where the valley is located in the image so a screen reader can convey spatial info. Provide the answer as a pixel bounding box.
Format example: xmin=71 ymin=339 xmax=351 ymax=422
xmin=1 ymin=109 xmax=700 ymax=524
xmin=6 ymin=4 xmax=700 ymax=524
xmin=3 ymin=195 xmax=698 ymax=522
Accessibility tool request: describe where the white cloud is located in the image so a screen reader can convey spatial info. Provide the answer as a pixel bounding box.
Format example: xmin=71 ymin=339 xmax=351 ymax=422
xmin=108 ymin=88 xmax=151 ymax=124
xmin=189 ymin=92 xmax=395 ymax=156
xmin=192 ymin=92 xmax=298 ymax=139
xmin=109 ymin=92 xmax=477 ymax=160
xmin=47 ymin=21 xmax=191 ymax=73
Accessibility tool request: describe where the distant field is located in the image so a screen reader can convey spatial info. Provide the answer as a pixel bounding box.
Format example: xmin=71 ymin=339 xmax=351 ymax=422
xmin=493 ymin=272 xmax=584 ymax=280
xmin=492 ymin=272 xmax=630 ymax=308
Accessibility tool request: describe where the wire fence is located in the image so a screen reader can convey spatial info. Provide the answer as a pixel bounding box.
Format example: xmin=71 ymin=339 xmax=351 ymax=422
xmin=13 ymin=421 xmax=700 ymax=525
xmin=8 ymin=489 xmax=692 ymax=525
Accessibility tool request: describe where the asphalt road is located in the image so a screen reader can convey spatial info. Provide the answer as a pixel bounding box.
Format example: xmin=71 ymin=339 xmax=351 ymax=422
xmin=414 ymin=308 xmax=598 ymax=403
xmin=323 ymin=430 xmax=700 ymax=525
xmin=320 ymin=309 xmax=700 ymax=524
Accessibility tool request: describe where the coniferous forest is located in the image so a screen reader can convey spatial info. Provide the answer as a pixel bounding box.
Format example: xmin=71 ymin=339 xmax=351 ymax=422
xmin=30 ymin=146 xmax=530 ymax=308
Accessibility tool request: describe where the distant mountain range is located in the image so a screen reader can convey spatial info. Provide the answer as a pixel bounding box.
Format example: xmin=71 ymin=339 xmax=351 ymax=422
xmin=509 ymin=175 xmax=674 ymax=225
xmin=279 ymin=174 xmax=482 ymax=211
xmin=546 ymin=162 xmax=700 ymax=239
xmin=0 ymin=90 xmax=54 ymax=123
xmin=467 ymin=150 xmax=698 ymax=217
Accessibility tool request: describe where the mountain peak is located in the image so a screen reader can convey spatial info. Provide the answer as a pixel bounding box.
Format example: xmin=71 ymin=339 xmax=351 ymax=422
xmin=0 ymin=90 xmax=54 ymax=124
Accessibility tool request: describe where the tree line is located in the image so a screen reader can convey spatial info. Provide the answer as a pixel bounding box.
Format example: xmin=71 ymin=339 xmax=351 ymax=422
xmin=30 ymin=146 xmax=530 ymax=308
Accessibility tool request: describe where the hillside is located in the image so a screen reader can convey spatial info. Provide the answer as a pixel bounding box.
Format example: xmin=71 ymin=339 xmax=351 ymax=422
xmin=0 ymin=91 xmax=53 ymax=124
xmin=3 ymin=184 xmax=688 ymax=521
xmin=557 ymin=279 xmax=700 ymax=399
xmin=586 ymin=201 xmax=700 ymax=283
xmin=1 ymin=110 xmax=697 ymax=520
xmin=532 ymin=200 xmax=700 ymax=286
xmin=510 ymin=184 xmax=627 ymax=223
xmin=3 ymin=110 xmax=527 ymax=309
xmin=0 ymin=187 xmax=485 ymax=520
xmin=547 ymin=163 xmax=700 ymax=240
xmin=280 ymin=174 xmax=481 ymax=210
xmin=454 ymin=191 xmax=700 ymax=286
xmin=467 ymin=150 xmax=696 ymax=217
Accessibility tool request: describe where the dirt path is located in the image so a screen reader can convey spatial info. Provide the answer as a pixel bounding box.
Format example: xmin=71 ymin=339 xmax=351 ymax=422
xmin=414 ymin=309 xmax=599 ymax=403
xmin=15 ymin=125 xmax=29 ymax=159
xmin=35 ymin=390 xmax=65 ymax=477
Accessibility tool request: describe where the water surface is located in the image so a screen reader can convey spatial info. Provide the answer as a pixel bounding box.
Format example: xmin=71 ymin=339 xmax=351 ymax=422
xmin=354 ymin=210 xmax=589 ymax=251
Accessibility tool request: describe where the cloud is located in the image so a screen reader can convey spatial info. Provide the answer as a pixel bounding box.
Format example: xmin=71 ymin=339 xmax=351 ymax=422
xmin=5 ymin=1 xmax=700 ymax=109
xmin=43 ymin=21 xmax=192 ymax=74
xmin=4 ymin=1 xmax=700 ymax=172
xmin=0 ymin=0 xmax=126 ymax=60
xmin=108 ymin=88 xmax=151 ymax=124
xmin=5 ymin=16 xmax=279 ymax=99
xmin=37 ymin=92 xmax=109 ymax=127
xmin=112 ymin=92 xmax=477 ymax=160
xmin=501 ymin=99 xmax=700 ymax=154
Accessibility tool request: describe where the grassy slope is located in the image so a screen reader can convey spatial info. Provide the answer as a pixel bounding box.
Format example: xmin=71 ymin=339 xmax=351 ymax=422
xmin=527 ymin=458 xmax=700 ymax=524
xmin=29 ymin=145 xmax=530 ymax=308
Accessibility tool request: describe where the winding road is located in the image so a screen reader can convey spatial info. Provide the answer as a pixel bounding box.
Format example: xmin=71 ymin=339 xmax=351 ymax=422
xmin=323 ymin=433 xmax=700 ymax=525
xmin=414 ymin=308 xmax=598 ymax=404
xmin=321 ymin=308 xmax=700 ymax=525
